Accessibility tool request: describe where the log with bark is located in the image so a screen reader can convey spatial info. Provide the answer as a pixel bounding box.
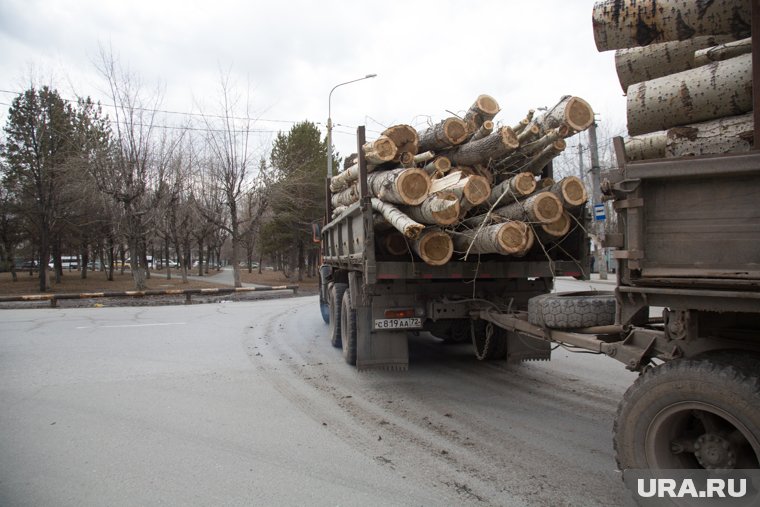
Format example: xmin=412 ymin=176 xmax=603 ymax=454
xmin=492 ymin=191 xmax=564 ymax=225
xmin=370 ymin=198 xmax=424 ymax=239
xmin=521 ymin=140 xmax=566 ymax=176
xmin=484 ymin=171 xmax=537 ymax=208
xmin=694 ymin=37 xmax=752 ymax=67
xmin=452 ymin=221 xmax=532 ymax=256
xmin=417 ymin=117 xmax=469 ymax=152
xmin=513 ymin=110 xmax=535 ymax=135
xmin=367 ymin=167 xmax=431 ymax=206
xmin=614 ymin=36 xmax=733 ymax=91
xmin=532 ymin=96 xmax=594 ymax=135
xmin=401 ymin=192 xmax=461 ymax=226
xmin=471 ymin=120 xmax=494 ymax=142
xmin=412 ymin=228 xmax=454 ymax=266
xmin=422 ymin=157 xmax=451 ymax=177
xmin=539 ymin=176 xmax=588 ymax=210
xmin=624 ymin=112 xmax=754 ymax=160
xmin=382 ymin=124 xmax=419 ymax=161
xmin=534 ymin=211 xmax=572 ymax=246
xmin=592 ymin=0 xmax=751 ymax=52
xmin=463 ymin=94 xmax=500 ymax=136
xmin=626 ymin=53 xmax=752 ymax=136
xmin=378 ymin=230 xmax=409 ymax=257
xmin=363 ymin=135 xmax=398 ymax=165
xmin=447 ymin=126 xmax=519 ymax=166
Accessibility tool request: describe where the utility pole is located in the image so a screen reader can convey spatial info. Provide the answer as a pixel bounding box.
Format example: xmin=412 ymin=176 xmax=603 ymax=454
xmin=587 ymin=121 xmax=608 ymax=280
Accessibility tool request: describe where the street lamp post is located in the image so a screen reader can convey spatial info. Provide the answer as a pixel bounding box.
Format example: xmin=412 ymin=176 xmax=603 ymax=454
xmin=327 ymin=74 xmax=377 ymax=178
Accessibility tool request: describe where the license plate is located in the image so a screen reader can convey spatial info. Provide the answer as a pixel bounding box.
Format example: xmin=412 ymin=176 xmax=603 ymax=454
xmin=373 ymin=317 xmax=422 ymax=330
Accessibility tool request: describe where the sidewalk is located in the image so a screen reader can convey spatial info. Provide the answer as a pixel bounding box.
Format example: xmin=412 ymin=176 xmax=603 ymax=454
xmin=185 ymin=267 xmax=268 ymax=288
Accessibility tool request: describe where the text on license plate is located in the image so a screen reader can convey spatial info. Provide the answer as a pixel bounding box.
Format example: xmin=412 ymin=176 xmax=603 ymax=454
xmin=374 ymin=318 xmax=422 ymax=330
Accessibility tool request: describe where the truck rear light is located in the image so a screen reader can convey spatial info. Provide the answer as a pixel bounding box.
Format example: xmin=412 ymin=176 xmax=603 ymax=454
xmin=384 ymin=309 xmax=415 ymax=319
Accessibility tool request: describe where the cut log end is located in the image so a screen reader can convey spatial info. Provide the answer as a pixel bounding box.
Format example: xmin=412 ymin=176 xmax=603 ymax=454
xmin=383 ymin=232 xmax=409 ymax=257
xmin=514 ymin=172 xmax=538 ymax=195
xmin=364 ymin=136 xmax=397 ymax=163
xmin=462 ymin=175 xmax=491 ymax=207
xmin=498 ymin=222 xmax=530 ymax=254
xmin=416 ymin=230 xmax=454 ymax=266
xmin=540 ymin=211 xmax=572 ymax=238
xmin=396 ymin=168 xmax=432 ymax=206
xmin=382 ymin=124 xmax=419 ymax=159
xmin=500 ymin=126 xmax=520 ymax=149
xmin=474 ymin=94 xmax=500 ymax=117
xmin=560 ymin=177 xmax=587 ymax=207
xmin=444 ymin=118 xmax=469 ymax=145
xmin=532 ymin=192 xmax=564 ymax=224
xmin=564 ymin=97 xmax=594 ymax=132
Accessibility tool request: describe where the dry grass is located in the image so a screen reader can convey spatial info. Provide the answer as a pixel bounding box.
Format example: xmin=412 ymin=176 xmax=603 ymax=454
xmin=0 ymin=269 xmax=228 ymax=296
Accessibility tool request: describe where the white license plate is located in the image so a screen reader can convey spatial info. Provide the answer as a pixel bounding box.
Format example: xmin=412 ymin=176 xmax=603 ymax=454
xmin=374 ymin=317 xmax=422 ymax=330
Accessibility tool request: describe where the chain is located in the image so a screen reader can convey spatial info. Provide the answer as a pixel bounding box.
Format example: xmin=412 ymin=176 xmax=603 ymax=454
xmin=471 ymin=320 xmax=494 ymax=361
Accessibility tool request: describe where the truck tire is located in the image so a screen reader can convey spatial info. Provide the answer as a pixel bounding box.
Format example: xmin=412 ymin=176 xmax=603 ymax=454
xmin=614 ymin=357 xmax=760 ymax=471
xmin=318 ymin=275 xmax=330 ymax=324
xmin=328 ymin=283 xmax=347 ymax=348
xmin=528 ymin=291 xmax=615 ymax=329
xmin=340 ymin=289 xmax=357 ymax=366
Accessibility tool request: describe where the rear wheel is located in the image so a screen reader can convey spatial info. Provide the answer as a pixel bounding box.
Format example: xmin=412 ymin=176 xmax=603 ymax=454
xmin=328 ymin=283 xmax=347 ymax=348
xmin=340 ymin=289 xmax=357 ymax=365
xmin=614 ymin=357 xmax=760 ymax=470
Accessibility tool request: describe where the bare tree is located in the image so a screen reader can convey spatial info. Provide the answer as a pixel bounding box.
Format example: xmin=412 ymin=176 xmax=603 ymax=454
xmin=198 ymin=70 xmax=257 ymax=288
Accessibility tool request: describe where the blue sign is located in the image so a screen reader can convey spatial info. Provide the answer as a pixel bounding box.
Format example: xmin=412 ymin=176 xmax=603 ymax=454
xmin=593 ymin=203 xmax=606 ymax=221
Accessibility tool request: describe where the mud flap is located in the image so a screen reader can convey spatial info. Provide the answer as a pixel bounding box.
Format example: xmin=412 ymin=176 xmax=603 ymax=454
xmin=355 ymin=305 xmax=409 ymax=371
xmin=506 ymin=332 xmax=552 ymax=363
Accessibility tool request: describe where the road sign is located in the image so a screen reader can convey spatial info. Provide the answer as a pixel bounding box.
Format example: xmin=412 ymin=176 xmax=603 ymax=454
xmin=593 ymin=203 xmax=606 ymax=221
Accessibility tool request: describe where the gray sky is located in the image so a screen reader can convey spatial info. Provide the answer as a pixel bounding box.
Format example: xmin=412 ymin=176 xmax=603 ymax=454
xmin=0 ymin=0 xmax=627 ymax=160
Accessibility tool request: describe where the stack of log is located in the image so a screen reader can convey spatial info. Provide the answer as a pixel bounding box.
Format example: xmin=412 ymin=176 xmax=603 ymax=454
xmin=592 ymin=0 xmax=754 ymax=160
xmin=329 ymin=94 xmax=593 ymax=266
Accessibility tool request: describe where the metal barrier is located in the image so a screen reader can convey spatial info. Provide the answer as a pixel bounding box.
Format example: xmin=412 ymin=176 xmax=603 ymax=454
xmin=0 ymin=285 xmax=299 ymax=308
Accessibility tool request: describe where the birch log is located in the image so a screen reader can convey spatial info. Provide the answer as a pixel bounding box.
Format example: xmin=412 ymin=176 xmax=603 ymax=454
xmin=493 ymin=192 xmax=564 ymax=224
xmin=535 ymin=211 xmax=572 ymax=245
xmin=331 ymin=184 xmax=361 ymax=207
xmin=367 ymin=167 xmax=431 ymax=206
xmin=370 ymin=198 xmax=424 ymax=240
xmin=540 ymin=176 xmax=588 ymax=209
xmin=330 ymin=163 xmax=374 ymax=192
xmin=471 ymin=120 xmax=494 ymax=142
xmin=627 ymin=53 xmax=752 ymax=136
xmin=485 ymin=172 xmax=537 ymax=208
xmin=452 ymin=221 xmax=531 ymax=256
xmin=694 ymin=38 xmax=753 ymax=67
xmin=401 ymin=192 xmax=461 ymax=226
xmin=463 ymin=94 xmax=500 ymax=135
xmin=412 ymin=228 xmax=454 ymax=266
xmin=418 ymin=118 xmax=469 ymax=152
xmin=614 ymin=36 xmax=733 ymax=91
xmin=382 ymin=124 xmax=419 ymax=161
xmin=364 ymin=136 xmax=398 ymax=165
xmin=423 ymin=157 xmax=452 ymax=179
xmin=592 ymin=0 xmax=751 ymax=52
xmin=624 ymin=113 xmax=754 ymax=160
xmin=533 ymin=96 xmax=594 ymax=135
xmin=413 ymin=151 xmax=436 ymax=164
xmin=447 ymin=127 xmax=519 ymax=166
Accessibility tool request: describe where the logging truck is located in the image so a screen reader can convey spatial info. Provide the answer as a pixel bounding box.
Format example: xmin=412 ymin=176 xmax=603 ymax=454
xmin=318 ymin=124 xmax=760 ymax=474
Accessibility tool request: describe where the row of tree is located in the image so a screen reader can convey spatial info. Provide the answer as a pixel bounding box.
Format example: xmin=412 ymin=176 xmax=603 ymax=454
xmin=0 ymin=53 xmax=328 ymax=292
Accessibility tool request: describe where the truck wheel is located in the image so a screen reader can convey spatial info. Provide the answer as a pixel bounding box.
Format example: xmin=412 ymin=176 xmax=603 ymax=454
xmin=340 ymin=289 xmax=357 ymax=366
xmin=328 ymin=283 xmax=347 ymax=348
xmin=614 ymin=358 xmax=760 ymax=470
xmin=528 ymin=291 xmax=615 ymax=329
xmin=318 ymin=276 xmax=330 ymax=324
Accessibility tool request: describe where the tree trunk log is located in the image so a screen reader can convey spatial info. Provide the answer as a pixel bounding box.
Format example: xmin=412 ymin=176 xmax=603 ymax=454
xmin=534 ymin=211 xmax=572 ymax=245
xmin=471 ymin=120 xmax=494 ymax=142
xmin=533 ymin=96 xmax=594 ymax=135
xmin=627 ymin=53 xmax=752 ymax=136
xmin=412 ymin=228 xmax=453 ymax=266
xmin=452 ymin=221 xmax=531 ymax=256
xmin=367 ymin=167 xmax=431 ymax=206
xmin=592 ymin=0 xmax=751 ymax=52
xmin=493 ymin=191 xmax=564 ymax=224
xmin=463 ymin=94 xmax=500 ymax=135
xmin=513 ymin=110 xmax=535 ymax=135
xmin=378 ymin=231 xmax=409 ymax=257
xmin=364 ymin=135 xmax=398 ymax=165
xmin=422 ymin=157 xmax=451 ymax=177
xmin=694 ymin=37 xmax=752 ymax=67
xmin=330 ymin=162 xmax=376 ymax=192
xmin=402 ymin=192 xmax=461 ymax=226
xmin=485 ymin=171 xmax=537 ymax=208
xmin=371 ymin=198 xmax=424 ymax=239
xmin=331 ymin=184 xmax=361 ymax=207
xmin=517 ymin=124 xmax=540 ymax=144
xmin=382 ymin=124 xmax=419 ymax=161
xmin=413 ymin=151 xmax=436 ymax=164
xmin=615 ymin=36 xmax=733 ymax=91
xmin=624 ymin=131 xmax=668 ymax=161
xmin=418 ymin=117 xmax=469 ymax=152
xmin=539 ymin=176 xmax=588 ymax=209
xmin=522 ymin=140 xmax=566 ymax=176
xmin=447 ymin=126 xmax=519 ymax=166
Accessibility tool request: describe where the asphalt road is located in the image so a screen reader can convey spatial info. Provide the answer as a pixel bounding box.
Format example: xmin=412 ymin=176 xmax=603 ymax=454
xmin=0 ymin=278 xmax=638 ymax=506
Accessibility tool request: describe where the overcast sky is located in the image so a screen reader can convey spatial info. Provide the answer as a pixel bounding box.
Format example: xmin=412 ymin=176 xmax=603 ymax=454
xmin=0 ymin=0 xmax=627 ymax=161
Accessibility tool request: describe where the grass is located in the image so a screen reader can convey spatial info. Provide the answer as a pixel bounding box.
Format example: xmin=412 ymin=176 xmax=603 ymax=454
xmin=0 ymin=266 xmax=318 ymax=296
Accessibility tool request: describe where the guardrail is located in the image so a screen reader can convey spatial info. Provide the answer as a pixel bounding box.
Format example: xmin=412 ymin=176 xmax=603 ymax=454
xmin=0 ymin=285 xmax=299 ymax=308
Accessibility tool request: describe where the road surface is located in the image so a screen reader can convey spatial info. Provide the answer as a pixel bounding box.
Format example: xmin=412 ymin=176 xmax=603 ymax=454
xmin=0 ymin=278 xmax=638 ymax=506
